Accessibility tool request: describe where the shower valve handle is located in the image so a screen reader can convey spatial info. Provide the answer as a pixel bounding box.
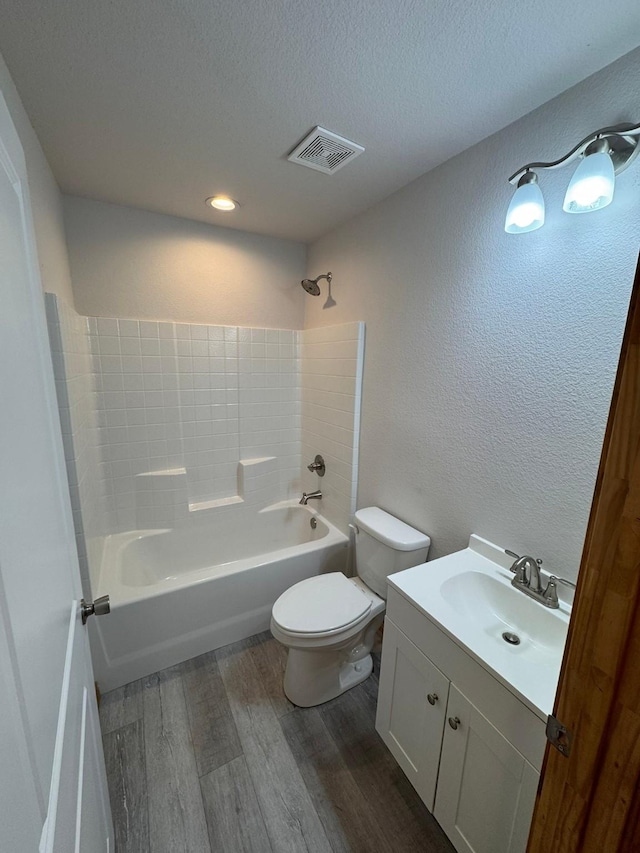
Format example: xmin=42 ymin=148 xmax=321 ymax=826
xmin=307 ymin=455 xmax=326 ymax=477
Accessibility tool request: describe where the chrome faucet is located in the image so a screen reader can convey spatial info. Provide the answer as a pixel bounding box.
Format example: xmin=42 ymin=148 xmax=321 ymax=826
xmin=540 ymin=574 xmax=577 ymax=607
xmin=299 ymin=490 xmax=322 ymax=505
xmin=506 ymin=550 xmax=546 ymax=602
xmin=522 ymin=555 xmax=543 ymax=593
xmin=506 ymin=550 xmax=576 ymax=609
xmin=505 ymin=550 xmax=578 ymax=608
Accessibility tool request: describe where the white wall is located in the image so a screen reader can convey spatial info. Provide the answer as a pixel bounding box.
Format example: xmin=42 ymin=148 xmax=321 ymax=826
xmin=305 ymin=47 xmax=640 ymax=580
xmin=0 ymin=50 xmax=73 ymax=303
xmin=64 ymin=195 xmax=307 ymax=328
xmin=300 ymin=323 xmax=364 ymax=533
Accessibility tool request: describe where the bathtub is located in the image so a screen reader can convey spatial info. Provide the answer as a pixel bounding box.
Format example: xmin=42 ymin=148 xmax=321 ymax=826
xmin=90 ymin=501 xmax=349 ymax=691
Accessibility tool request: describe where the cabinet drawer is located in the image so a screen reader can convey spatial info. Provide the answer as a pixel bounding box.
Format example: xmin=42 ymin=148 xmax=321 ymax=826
xmin=386 ymin=588 xmax=546 ymax=769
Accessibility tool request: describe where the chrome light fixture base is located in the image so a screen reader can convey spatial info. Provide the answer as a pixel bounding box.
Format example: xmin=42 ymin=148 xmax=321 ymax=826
xmin=599 ymin=130 xmax=640 ymax=175
xmin=505 ymin=121 xmax=640 ymax=233
xmin=508 ymin=122 xmax=640 ymax=185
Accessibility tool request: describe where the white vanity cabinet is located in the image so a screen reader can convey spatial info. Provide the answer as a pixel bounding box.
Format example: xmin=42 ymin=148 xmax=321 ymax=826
xmin=375 ymin=618 xmax=450 ymax=810
xmin=434 ymin=684 xmax=540 ymax=853
xmin=376 ymin=587 xmax=547 ymax=853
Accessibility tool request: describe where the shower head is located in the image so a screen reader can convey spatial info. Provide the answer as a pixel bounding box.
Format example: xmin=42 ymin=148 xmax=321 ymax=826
xmin=301 ymin=272 xmax=332 ymax=296
xmin=301 ymin=278 xmax=322 ymax=296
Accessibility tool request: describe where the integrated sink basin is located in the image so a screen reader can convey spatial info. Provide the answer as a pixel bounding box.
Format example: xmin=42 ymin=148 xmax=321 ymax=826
xmin=440 ymin=570 xmax=567 ymax=661
xmin=387 ymin=534 xmax=572 ymax=719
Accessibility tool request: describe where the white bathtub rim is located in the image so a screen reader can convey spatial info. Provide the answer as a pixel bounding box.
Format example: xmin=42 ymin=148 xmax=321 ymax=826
xmin=99 ymin=533 xmax=347 ymax=606
xmin=97 ymin=504 xmax=348 ymax=607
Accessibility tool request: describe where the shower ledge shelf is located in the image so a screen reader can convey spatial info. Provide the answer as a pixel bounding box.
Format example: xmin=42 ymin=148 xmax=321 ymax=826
xmin=189 ymin=495 xmax=244 ymax=513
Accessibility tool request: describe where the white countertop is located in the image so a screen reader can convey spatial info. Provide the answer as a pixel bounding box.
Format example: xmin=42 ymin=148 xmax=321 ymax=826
xmin=387 ymin=534 xmax=571 ymax=720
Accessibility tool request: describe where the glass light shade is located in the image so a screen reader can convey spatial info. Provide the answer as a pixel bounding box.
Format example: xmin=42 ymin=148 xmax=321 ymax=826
xmin=504 ymin=179 xmax=545 ymax=233
xmin=563 ymin=150 xmax=615 ymax=213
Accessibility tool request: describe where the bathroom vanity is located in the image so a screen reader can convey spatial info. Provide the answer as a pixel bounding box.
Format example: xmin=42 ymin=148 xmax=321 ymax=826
xmin=375 ymin=535 xmax=570 ymax=853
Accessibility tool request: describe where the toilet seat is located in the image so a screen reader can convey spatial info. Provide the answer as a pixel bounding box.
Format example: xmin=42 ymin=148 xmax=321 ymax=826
xmin=272 ymin=572 xmax=372 ymax=637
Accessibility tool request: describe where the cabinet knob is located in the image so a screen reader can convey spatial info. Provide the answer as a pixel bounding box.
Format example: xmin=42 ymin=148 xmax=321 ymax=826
xmin=448 ymin=716 xmax=461 ymax=731
xmin=427 ymin=693 xmax=438 ymax=706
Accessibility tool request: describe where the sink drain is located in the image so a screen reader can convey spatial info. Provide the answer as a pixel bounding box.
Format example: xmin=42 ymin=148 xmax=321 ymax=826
xmin=502 ymin=631 xmax=521 ymax=646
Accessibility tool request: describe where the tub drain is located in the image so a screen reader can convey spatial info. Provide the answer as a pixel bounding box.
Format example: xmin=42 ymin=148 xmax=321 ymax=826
xmin=310 ymin=517 xmax=317 ymax=530
xmin=502 ymin=631 xmax=521 ymax=645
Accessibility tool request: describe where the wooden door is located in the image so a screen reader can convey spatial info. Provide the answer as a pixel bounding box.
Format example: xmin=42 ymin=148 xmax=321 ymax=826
xmin=527 ymin=252 xmax=640 ymax=852
xmin=0 ymin=90 xmax=112 ymax=851
xmin=375 ymin=617 xmax=450 ymax=810
xmin=435 ymin=685 xmax=539 ymax=853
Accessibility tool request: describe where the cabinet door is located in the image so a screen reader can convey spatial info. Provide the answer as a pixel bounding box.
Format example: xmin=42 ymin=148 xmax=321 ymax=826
xmin=435 ymin=685 xmax=539 ymax=853
xmin=375 ymin=618 xmax=450 ymax=811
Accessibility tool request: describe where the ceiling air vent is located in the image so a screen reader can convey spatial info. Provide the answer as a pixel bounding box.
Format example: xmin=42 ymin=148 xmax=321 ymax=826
xmin=287 ymin=126 xmax=364 ymax=175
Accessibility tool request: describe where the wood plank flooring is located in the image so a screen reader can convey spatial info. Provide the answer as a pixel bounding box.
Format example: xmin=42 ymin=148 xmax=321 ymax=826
xmin=100 ymin=631 xmax=454 ymax=853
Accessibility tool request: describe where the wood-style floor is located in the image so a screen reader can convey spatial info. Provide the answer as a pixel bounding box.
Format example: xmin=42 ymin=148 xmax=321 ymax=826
xmin=99 ymin=630 xmax=455 ymax=853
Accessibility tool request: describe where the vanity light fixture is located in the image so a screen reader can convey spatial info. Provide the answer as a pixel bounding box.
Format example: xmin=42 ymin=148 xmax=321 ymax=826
xmin=562 ymin=138 xmax=615 ymax=213
xmin=504 ymin=171 xmax=545 ymax=233
xmin=206 ymin=195 xmax=239 ymax=211
xmin=505 ymin=121 xmax=640 ymax=233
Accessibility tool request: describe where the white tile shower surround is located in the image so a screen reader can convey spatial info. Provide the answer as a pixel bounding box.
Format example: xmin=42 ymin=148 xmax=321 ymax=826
xmin=46 ymin=294 xmax=363 ymax=590
xmin=300 ymin=324 xmax=364 ymax=531
xmin=88 ymin=317 xmax=301 ymax=528
xmin=92 ymin=324 xmax=299 ymax=532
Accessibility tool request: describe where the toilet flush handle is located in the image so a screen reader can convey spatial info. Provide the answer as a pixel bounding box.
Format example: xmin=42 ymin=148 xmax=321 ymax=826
xmin=348 ymin=523 xmax=359 ymax=535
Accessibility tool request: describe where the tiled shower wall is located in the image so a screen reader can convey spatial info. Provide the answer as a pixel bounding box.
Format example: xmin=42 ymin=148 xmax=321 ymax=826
xmin=90 ymin=317 xmax=300 ymax=529
xmin=47 ymin=294 xmax=363 ymax=593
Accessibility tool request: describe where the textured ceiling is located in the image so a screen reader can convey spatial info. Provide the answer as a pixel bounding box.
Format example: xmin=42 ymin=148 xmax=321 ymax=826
xmin=0 ymin=0 xmax=638 ymax=243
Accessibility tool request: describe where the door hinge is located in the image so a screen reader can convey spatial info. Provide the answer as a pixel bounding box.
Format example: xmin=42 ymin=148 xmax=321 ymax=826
xmin=546 ymin=714 xmax=573 ymax=757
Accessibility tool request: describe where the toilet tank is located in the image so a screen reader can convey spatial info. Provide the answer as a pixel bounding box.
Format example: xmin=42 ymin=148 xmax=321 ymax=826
xmin=354 ymin=507 xmax=430 ymax=599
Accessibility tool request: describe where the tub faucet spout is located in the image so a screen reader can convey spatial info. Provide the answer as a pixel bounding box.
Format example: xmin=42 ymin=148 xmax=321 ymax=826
xmin=300 ymin=490 xmax=322 ymax=505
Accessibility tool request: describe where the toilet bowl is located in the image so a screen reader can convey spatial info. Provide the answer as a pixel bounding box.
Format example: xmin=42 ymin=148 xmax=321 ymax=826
xmin=271 ymin=507 xmax=430 ymax=707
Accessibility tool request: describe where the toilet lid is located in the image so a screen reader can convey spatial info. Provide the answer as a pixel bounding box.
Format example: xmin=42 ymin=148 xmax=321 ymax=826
xmin=272 ymin=573 xmax=372 ymax=634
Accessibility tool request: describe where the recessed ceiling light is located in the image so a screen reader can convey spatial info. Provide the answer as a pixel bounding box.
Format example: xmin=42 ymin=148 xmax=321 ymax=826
xmin=206 ymin=195 xmax=239 ymax=211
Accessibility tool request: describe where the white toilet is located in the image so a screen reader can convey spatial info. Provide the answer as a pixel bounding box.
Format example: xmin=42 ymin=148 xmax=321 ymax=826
xmin=270 ymin=507 xmax=430 ymax=707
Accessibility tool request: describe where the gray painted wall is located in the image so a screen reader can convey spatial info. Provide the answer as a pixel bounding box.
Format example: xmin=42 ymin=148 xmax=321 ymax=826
xmin=305 ymin=47 xmax=640 ymax=580
xmin=64 ymin=196 xmax=307 ymax=329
